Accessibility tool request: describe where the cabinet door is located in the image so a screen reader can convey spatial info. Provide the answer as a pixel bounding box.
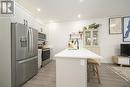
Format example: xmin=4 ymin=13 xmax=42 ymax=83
xmin=92 ymin=31 xmax=98 ymax=46
xmin=85 ymin=31 xmax=91 ymax=46
xmin=84 ymin=30 xmax=98 ymax=47
xmin=118 ymin=58 xmax=129 ymax=64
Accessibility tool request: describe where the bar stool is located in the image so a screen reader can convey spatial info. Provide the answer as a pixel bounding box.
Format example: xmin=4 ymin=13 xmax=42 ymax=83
xmin=87 ymin=58 xmax=101 ymax=84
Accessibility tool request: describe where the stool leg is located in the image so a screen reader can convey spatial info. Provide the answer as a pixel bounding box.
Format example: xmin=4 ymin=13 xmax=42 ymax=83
xmin=93 ymin=64 xmax=96 ymax=76
xmin=95 ymin=65 xmax=101 ymax=84
xmin=87 ymin=64 xmax=90 ymax=82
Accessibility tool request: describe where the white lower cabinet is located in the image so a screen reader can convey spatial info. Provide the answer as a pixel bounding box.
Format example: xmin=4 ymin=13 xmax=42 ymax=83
xmin=118 ymin=57 xmax=130 ymax=65
xmin=112 ymin=56 xmax=130 ymax=66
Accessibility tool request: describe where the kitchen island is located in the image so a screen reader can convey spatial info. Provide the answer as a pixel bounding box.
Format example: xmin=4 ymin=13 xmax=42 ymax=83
xmin=55 ymin=48 xmax=101 ymax=87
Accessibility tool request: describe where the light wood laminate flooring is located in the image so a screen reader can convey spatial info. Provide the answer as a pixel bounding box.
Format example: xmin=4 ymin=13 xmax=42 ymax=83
xmin=22 ymin=61 xmax=56 ymax=87
xmin=22 ymin=61 xmax=130 ymax=87
xmin=88 ymin=64 xmax=130 ymax=87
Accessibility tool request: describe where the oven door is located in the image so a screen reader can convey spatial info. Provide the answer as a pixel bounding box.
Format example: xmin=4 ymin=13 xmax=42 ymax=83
xmin=42 ymin=49 xmax=50 ymax=61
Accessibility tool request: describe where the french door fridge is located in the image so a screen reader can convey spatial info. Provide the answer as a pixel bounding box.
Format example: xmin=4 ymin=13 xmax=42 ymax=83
xmin=11 ymin=23 xmax=38 ymax=87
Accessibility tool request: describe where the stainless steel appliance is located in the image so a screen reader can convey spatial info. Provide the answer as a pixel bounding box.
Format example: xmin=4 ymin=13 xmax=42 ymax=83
xmin=41 ymin=48 xmax=50 ymax=67
xmin=11 ymin=23 xmax=38 ymax=87
xmin=42 ymin=48 xmax=50 ymax=61
xmin=38 ymin=32 xmax=46 ymax=41
xmin=38 ymin=32 xmax=50 ymax=67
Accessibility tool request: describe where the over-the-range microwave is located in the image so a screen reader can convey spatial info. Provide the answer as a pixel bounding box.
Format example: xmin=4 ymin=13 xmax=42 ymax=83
xmin=38 ymin=32 xmax=46 ymax=41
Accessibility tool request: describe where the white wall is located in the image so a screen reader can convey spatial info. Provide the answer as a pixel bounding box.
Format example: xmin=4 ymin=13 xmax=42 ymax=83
xmin=0 ymin=1 xmax=45 ymax=87
xmin=0 ymin=1 xmax=45 ymax=32
xmin=0 ymin=18 xmax=12 ymax=87
xmin=11 ymin=2 xmax=45 ymax=32
xmin=46 ymin=18 xmax=130 ymax=63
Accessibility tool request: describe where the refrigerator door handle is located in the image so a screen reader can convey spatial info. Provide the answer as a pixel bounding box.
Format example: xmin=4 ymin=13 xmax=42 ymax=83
xmin=32 ymin=30 xmax=34 ymax=55
xmin=28 ymin=28 xmax=32 ymax=56
xmin=28 ymin=29 xmax=31 ymax=56
xmin=28 ymin=30 xmax=30 ymax=53
xmin=30 ymin=29 xmax=33 ymax=56
xmin=18 ymin=56 xmax=38 ymax=64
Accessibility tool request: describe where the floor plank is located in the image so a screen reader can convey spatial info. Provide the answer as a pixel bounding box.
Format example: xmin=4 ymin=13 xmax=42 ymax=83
xmin=22 ymin=61 xmax=130 ymax=87
xmin=88 ymin=64 xmax=130 ymax=87
xmin=22 ymin=61 xmax=56 ymax=87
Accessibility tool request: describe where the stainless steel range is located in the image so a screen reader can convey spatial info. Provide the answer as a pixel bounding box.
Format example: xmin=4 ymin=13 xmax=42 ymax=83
xmin=41 ymin=48 xmax=50 ymax=67
xmin=38 ymin=32 xmax=50 ymax=67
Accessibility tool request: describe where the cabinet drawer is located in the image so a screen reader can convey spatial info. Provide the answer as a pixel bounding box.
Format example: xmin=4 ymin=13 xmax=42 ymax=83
xmin=118 ymin=58 xmax=129 ymax=64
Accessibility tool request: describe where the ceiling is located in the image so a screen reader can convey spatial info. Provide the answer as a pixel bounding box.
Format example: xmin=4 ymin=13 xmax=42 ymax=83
xmin=15 ymin=0 xmax=130 ymax=23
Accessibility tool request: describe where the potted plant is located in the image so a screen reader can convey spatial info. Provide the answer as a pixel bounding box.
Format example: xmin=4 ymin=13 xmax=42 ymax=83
xmin=83 ymin=23 xmax=100 ymax=30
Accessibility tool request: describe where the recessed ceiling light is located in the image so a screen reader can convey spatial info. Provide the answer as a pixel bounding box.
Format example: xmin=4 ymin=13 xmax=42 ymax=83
xmin=78 ymin=14 xmax=81 ymax=18
xmin=80 ymin=0 xmax=84 ymax=2
xmin=37 ymin=8 xmax=41 ymax=12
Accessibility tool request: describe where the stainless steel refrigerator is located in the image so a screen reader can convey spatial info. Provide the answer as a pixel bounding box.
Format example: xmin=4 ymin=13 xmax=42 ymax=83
xmin=11 ymin=23 xmax=38 ymax=87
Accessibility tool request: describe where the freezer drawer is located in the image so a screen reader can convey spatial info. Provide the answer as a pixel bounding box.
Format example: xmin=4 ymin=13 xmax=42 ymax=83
xmin=16 ymin=56 xmax=38 ymax=87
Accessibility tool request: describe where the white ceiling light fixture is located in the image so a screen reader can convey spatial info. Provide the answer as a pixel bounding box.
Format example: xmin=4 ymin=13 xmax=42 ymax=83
xmin=80 ymin=0 xmax=84 ymax=3
xmin=37 ymin=8 xmax=41 ymax=12
xmin=78 ymin=14 xmax=81 ymax=18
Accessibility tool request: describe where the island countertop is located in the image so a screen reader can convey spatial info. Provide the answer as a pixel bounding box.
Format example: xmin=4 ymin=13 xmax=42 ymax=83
xmin=55 ymin=48 xmax=101 ymax=59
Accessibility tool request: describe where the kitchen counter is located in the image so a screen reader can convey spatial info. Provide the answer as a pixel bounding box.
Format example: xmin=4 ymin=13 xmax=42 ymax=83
xmin=55 ymin=48 xmax=101 ymax=87
xmin=55 ymin=48 xmax=101 ymax=59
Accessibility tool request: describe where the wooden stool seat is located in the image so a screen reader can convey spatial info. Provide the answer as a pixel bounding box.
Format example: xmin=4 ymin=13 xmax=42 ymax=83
xmin=87 ymin=59 xmax=99 ymax=65
xmin=87 ymin=58 xmax=101 ymax=84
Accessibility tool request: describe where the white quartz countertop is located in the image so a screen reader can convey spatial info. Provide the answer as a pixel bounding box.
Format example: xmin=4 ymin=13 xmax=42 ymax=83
xmin=55 ymin=48 xmax=101 ymax=59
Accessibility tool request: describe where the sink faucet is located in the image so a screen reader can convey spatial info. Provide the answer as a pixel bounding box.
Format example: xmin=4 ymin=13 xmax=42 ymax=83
xmin=75 ymin=39 xmax=79 ymax=49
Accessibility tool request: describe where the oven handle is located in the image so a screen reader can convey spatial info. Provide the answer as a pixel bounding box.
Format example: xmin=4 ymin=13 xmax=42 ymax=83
xmin=42 ymin=49 xmax=50 ymax=51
